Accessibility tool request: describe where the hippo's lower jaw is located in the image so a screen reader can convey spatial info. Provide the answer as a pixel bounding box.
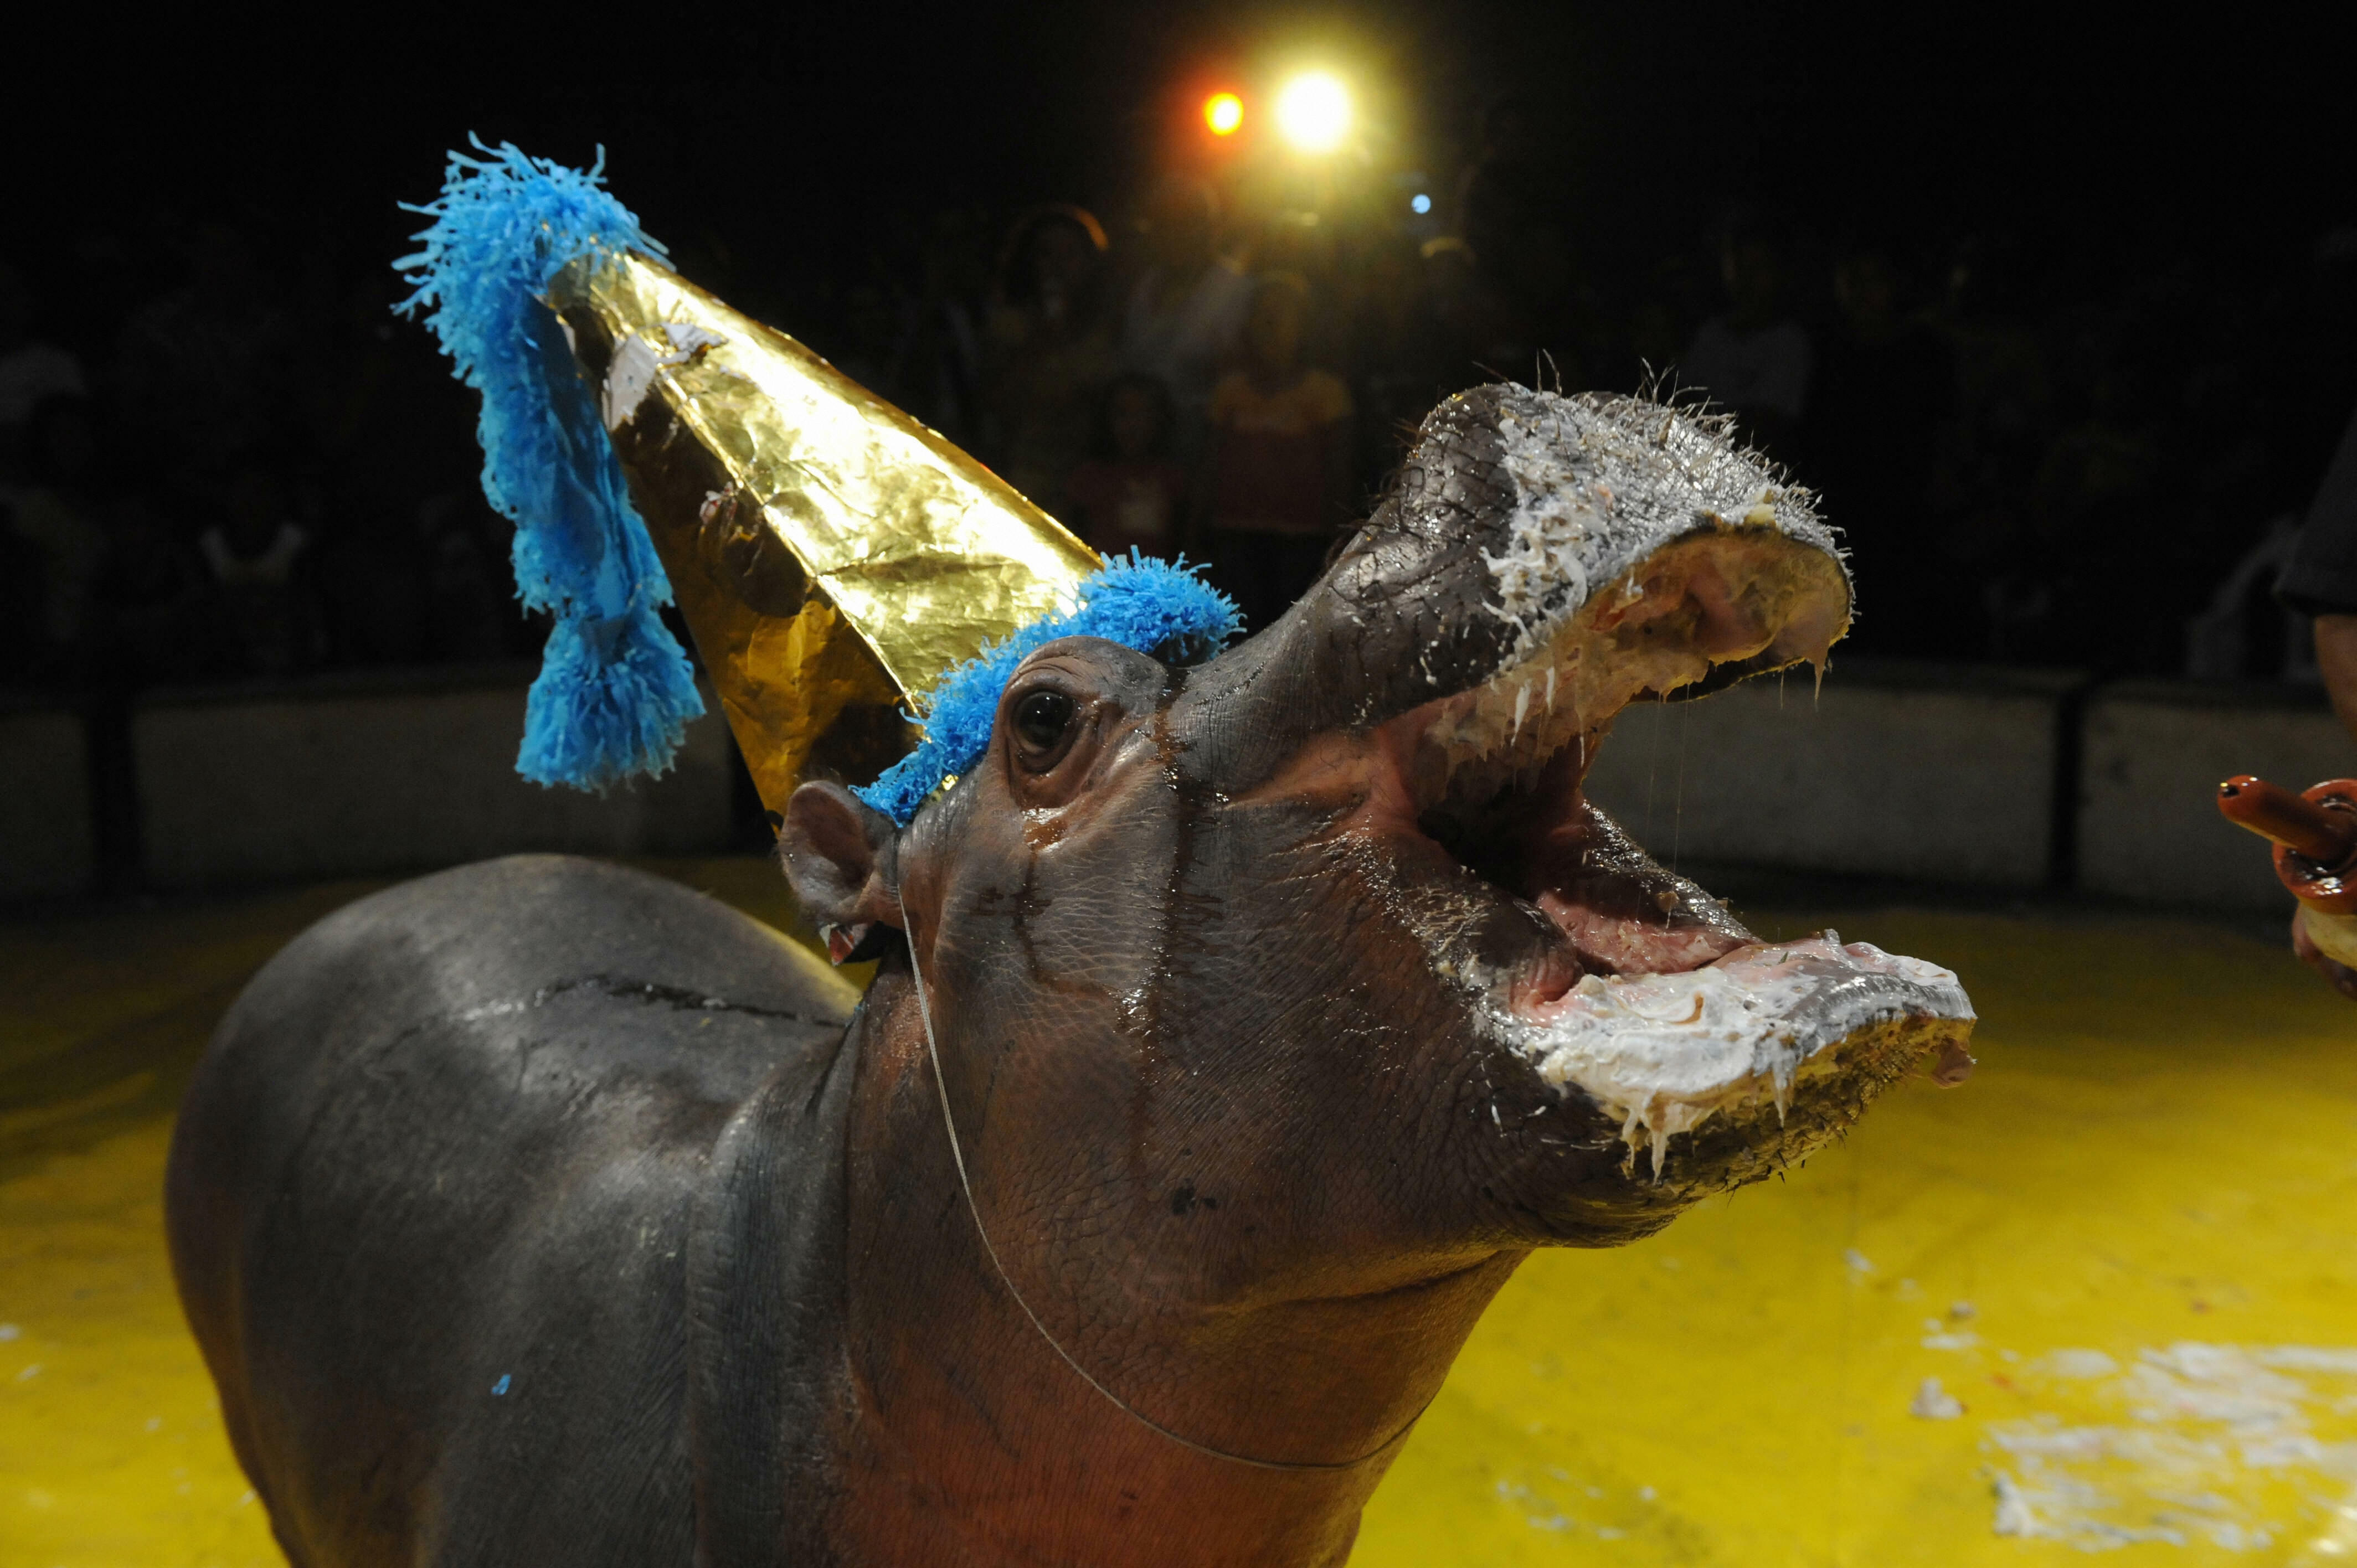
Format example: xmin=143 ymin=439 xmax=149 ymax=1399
xmin=1364 ymin=518 xmax=1977 ymax=1182
xmin=1494 ymin=937 xmax=1974 ymax=1178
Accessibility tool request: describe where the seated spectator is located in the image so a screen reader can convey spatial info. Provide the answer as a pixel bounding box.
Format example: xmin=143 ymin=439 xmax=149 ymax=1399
xmin=4 ymin=395 xmax=112 ymax=679
xmin=311 ymin=498 xmax=427 ymax=668
xmin=1411 ymin=237 xmax=1490 ymax=390
xmin=2024 ymin=358 xmax=2164 ymax=669
xmin=0 ymin=494 xmax=38 ymax=678
xmin=2280 ymin=403 xmax=2357 ymax=740
xmin=2188 ymin=513 xmax=2310 ymax=682
xmin=893 ymin=206 xmax=990 ymax=450
xmin=1807 ymin=247 xmax=1957 ymax=655
xmin=1064 ymin=375 xmax=1187 ymax=560
xmin=980 ymin=205 xmax=1117 ymax=518
xmin=1680 ymin=218 xmax=1812 ymax=452
xmin=419 ymin=493 xmax=515 ymax=661
xmin=0 ymin=264 xmax=89 ymax=477
xmin=198 ymin=461 xmax=317 ymax=679
xmin=1926 ymin=230 xmax=2053 ymax=660
xmin=1197 ymin=275 xmax=1355 ymax=633
xmin=115 ymin=223 xmax=292 ymax=472
xmin=1344 ymin=236 xmax=1444 ymax=485
xmin=89 ymin=498 xmax=213 ymax=687
xmin=1119 ymin=177 xmax=1254 ymax=465
xmin=1617 ymin=254 xmax=1700 ymax=389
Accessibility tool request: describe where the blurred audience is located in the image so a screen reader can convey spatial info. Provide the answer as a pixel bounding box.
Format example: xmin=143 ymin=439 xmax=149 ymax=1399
xmin=89 ymin=501 xmax=211 ymax=687
xmin=2189 ymin=514 xmax=2311 ymax=684
xmin=2279 ymin=404 xmax=2357 ymax=740
xmin=1065 ymin=375 xmax=1188 ymax=561
xmin=1119 ymin=177 xmax=1254 ymax=464
xmin=1197 ymin=274 xmax=1355 ymax=632
xmin=115 ymin=224 xmax=292 ymax=473
xmin=892 ymin=208 xmax=991 ymax=449
xmin=1926 ymin=234 xmax=2054 ymax=663
xmin=6 ymin=396 xmax=111 ymax=674
xmin=1806 ymin=247 xmax=1955 ymax=656
xmin=1 ymin=127 xmax=2348 ymax=710
xmin=0 ymin=265 xmax=89 ymax=473
xmin=416 ymin=494 xmax=514 ymax=663
xmin=1679 ymin=215 xmax=1813 ymax=452
xmin=197 ymin=461 xmax=316 ymax=680
xmin=980 ymin=204 xmax=1117 ymax=519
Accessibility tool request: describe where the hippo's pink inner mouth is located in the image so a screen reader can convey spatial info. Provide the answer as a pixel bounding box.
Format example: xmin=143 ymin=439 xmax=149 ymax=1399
xmin=1372 ymin=529 xmax=1851 ymax=1010
xmin=1378 ymin=697 xmax=1748 ymax=1010
xmin=1346 ymin=525 xmax=1977 ymax=1169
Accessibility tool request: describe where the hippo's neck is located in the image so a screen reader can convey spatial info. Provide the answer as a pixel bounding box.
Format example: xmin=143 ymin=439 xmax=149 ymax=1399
xmin=820 ymin=966 xmax=1524 ymax=1566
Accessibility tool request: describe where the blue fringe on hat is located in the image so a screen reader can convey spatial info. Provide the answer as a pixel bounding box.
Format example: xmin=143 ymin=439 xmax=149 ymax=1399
xmin=853 ymin=553 xmax=1243 ymax=827
xmin=394 ymin=139 xmax=704 ymax=791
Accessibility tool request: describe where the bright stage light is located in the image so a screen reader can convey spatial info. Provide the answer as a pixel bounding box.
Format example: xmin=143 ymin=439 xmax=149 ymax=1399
xmin=1274 ymin=73 xmax=1350 ymax=153
xmin=1203 ymin=91 xmax=1244 ymax=136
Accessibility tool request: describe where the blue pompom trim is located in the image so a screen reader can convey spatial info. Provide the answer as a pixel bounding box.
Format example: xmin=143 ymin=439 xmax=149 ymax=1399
xmin=853 ymin=553 xmax=1242 ymax=826
xmin=394 ymin=139 xmax=704 ymax=791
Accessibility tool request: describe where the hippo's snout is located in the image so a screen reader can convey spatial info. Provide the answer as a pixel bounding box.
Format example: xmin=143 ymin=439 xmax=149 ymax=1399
xmin=1186 ymin=384 xmax=1975 ymax=1192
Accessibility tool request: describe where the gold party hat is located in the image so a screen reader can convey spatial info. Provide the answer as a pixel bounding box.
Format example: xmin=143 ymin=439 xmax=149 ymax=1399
xmin=542 ymin=250 xmax=1102 ymax=814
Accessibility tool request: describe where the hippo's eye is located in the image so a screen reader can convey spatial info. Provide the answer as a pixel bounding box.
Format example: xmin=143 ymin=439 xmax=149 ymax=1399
xmin=1011 ymin=688 xmax=1079 ymax=768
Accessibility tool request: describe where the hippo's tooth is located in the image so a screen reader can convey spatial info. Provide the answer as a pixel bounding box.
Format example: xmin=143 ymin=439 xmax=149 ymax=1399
xmin=1545 ymin=666 xmax=1556 ymax=714
xmin=1512 ymin=682 xmax=1530 ymax=741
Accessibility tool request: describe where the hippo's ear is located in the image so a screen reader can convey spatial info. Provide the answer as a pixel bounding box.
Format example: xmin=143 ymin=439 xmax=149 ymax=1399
xmin=779 ymin=782 xmax=903 ymax=944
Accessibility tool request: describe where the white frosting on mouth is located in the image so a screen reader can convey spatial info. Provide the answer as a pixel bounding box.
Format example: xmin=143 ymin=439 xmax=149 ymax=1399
xmin=1483 ymin=385 xmax=1841 ymax=670
xmin=1491 ymin=935 xmax=1974 ymax=1174
xmin=1413 ymin=388 xmax=1852 ymax=803
xmin=1408 ymin=391 xmax=1960 ymax=1179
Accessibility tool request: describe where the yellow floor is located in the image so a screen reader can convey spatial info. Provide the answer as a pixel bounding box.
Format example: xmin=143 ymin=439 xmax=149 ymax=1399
xmin=4 ymin=865 xmax=2354 ymax=1566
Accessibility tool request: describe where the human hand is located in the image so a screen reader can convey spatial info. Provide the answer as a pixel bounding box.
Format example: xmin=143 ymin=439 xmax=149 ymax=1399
xmin=2292 ymin=907 xmax=2357 ymax=1002
xmin=2218 ymin=775 xmax=2357 ymax=1001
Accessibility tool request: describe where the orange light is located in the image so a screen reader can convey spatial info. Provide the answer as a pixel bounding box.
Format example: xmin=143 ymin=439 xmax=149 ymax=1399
xmin=1203 ymin=92 xmax=1244 ymax=136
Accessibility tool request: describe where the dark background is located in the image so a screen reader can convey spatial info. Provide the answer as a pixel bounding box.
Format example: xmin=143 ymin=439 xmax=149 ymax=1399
xmin=32 ymin=6 xmax=2339 ymax=301
xmin=7 ymin=2 xmax=2352 ymax=685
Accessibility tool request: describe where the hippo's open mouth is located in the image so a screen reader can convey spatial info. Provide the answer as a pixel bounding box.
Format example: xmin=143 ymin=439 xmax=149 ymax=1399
xmin=1351 ymin=394 xmax=1974 ymax=1173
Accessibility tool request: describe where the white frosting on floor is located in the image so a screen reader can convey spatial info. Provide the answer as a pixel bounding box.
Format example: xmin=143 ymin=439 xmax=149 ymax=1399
xmin=1987 ymin=1342 xmax=2357 ymax=1551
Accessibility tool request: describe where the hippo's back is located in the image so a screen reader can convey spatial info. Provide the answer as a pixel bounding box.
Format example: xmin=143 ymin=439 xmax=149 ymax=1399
xmin=165 ymin=855 xmax=860 ymax=1568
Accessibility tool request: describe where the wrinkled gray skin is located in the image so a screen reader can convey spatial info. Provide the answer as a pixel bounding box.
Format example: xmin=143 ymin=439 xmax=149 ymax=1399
xmin=168 ymin=386 xmax=1962 ymax=1567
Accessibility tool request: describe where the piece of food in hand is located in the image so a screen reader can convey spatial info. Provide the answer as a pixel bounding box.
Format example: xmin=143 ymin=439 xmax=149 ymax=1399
xmin=2293 ymin=906 xmax=2357 ymax=1000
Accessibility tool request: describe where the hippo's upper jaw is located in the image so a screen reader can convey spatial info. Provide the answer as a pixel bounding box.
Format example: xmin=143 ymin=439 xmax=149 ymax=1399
xmin=1213 ymin=384 xmax=1977 ymax=1195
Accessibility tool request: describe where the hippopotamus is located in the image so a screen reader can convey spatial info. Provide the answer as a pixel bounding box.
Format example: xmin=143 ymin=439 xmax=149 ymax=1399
xmin=166 ymin=384 xmax=1974 ymax=1567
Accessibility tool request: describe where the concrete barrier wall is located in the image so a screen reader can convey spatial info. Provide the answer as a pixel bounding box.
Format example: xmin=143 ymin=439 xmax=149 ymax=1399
xmin=2077 ymin=683 xmax=2353 ymax=911
xmin=10 ymin=660 xmax=2345 ymax=904
xmin=1582 ymin=662 xmax=2077 ymax=889
xmin=0 ymin=705 xmax=94 ymax=899
xmin=133 ymin=666 xmax=736 ymax=890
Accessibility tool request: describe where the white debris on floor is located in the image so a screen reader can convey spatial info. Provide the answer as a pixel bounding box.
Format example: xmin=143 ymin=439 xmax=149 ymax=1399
xmin=1982 ymin=1342 xmax=2357 ymax=1551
